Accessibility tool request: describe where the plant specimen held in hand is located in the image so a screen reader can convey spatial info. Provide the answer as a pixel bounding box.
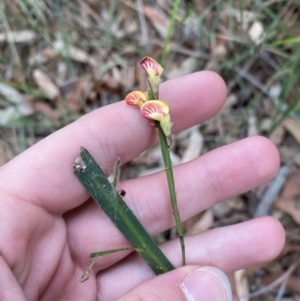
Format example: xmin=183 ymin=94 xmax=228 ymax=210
xmin=74 ymin=57 xmax=185 ymax=283
xmin=125 ymin=57 xmax=185 ymax=266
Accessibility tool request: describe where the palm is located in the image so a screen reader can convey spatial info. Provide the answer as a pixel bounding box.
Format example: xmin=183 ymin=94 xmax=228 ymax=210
xmin=0 ymin=72 xmax=284 ymax=301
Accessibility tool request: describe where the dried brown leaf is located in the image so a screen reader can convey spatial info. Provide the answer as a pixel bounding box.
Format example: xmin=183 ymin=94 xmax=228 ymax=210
xmin=247 ymin=110 xmax=258 ymax=136
xmin=275 ymin=171 xmax=300 ymax=224
xmin=143 ymin=5 xmax=168 ymax=38
xmin=137 ymin=63 xmax=148 ymax=92
xmin=262 ymin=272 xmax=300 ymax=294
xmin=33 ymin=70 xmax=60 ymax=99
xmin=0 ymin=139 xmax=15 ymax=166
xmin=53 ymin=40 xmax=97 ymax=67
xmin=279 ymin=145 xmax=300 ymax=165
xmin=0 ymin=30 xmax=36 ymax=43
xmin=281 ymin=170 xmax=300 ymax=199
xmin=284 ymin=118 xmax=300 ymax=145
xmin=275 ymin=198 xmax=300 ymax=224
xmin=131 ymin=145 xmax=161 ymax=166
xmin=120 ymin=66 xmax=135 ymax=89
xmin=212 ymin=198 xmax=244 ymax=218
xmin=181 ymin=127 xmax=203 ymax=163
xmin=248 ymin=21 xmax=265 ymax=44
xmin=34 ymin=102 xmax=59 ymax=121
xmin=66 ymin=79 xmax=91 ymax=112
xmin=269 ymin=124 xmax=285 ymax=145
xmin=166 ymin=58 xmax=197 ymax=79
xmin=234 ymin=269 xmax=249 ymax=301
xmin=185 ymin=209 xmax=214 ymax=235
xmin=0 ymin=82 xmax=24 ymax=104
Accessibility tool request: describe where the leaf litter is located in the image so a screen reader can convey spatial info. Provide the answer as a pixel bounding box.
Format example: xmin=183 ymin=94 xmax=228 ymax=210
xmin=1 ymin=1 xmax=300 ymax=299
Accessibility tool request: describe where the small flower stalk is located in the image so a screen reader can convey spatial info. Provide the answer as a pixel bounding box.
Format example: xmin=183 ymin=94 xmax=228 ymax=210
xmin=125 ymin=57 xmax=185 ymax=266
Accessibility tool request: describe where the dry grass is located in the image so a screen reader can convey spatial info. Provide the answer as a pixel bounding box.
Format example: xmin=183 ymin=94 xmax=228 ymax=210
xmin=1 ymin=0 xmax=300 ymax=299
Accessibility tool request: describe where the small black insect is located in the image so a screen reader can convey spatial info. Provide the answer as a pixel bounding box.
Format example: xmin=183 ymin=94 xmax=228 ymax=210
xmin=119 ymin=189 xmax=126 ymax=197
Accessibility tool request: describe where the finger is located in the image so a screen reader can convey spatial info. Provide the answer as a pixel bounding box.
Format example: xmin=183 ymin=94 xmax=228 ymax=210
xmin=0 ymin=71 xmax=226 ymax=212
xmin=0 ymin=256 xmax=27 ymax=301
xmin=114 ymin=265 xmax=232 ymax=301
xmin=66 ymin=136 xmax=280 ymax=265
xmin=96 ymin=217 xmax=284 ymax=300
xmin=118 ymin=136 xmax=280 ymax=233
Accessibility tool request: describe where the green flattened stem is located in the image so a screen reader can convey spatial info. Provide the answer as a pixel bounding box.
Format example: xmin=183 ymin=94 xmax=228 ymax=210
xmin=156 ymin=123 xmax=186 ymax=266
xmin=74 ymin=147 xmax=175 ymax=275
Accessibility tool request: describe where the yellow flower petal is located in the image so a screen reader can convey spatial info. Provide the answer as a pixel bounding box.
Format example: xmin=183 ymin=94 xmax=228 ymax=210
xmin=125 ymin=91 xmax=147 ymax=107
xmin=140 ymin=57 xmax=164 ymax=78
xmin=140 ymin=100 xmax=169 ymax=122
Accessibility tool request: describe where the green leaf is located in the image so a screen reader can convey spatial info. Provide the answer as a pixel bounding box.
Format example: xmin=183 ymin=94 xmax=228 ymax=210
xmin=74 ymin=147 xmax=175 ymax=275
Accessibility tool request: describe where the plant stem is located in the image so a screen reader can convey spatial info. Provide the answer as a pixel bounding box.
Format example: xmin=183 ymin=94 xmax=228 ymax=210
xmin=147 ymin=86 xmax=186 ymax=266
xmin=156 ymin=123 xmax=186 ymax=266
xmin=160 ymin=0 xmax=181 ymax=66
xmin=74 ymin=147 xmax=175 ymax=275
xmin=90 ymin=247 xmax=135 ymax=258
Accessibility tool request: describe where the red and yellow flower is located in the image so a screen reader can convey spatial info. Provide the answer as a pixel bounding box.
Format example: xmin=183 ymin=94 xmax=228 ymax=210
xmin=140 ymin=100 xmax=173 ymax=137
xmin=125 ymin=57 xmax=172 ymax=138
xmin=140 ymin=57 xmax=164 ymax=78
xmin=140 ymin=57 xmax=163 ymax=96
xmin=125 ymin=91 xmax=147 ymax=108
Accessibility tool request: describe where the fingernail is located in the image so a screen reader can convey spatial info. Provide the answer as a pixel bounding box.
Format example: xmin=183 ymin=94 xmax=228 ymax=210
xmin=180 ymin=267 xmax=232 ymax=301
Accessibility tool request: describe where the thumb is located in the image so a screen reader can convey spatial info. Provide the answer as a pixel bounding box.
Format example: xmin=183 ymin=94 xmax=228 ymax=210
xmin=181 ymin=266 xmax=232 ymax=301
xmin=117 ymin=265 xmax=233 ymax=301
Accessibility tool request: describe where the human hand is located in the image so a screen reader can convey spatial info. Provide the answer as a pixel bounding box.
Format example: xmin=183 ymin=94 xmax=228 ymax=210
xmin=0 ymin=71 xmax=285 ymax=301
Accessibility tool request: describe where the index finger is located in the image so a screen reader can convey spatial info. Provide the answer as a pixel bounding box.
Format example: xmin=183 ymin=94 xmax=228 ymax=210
xmin=0 ymin=71 xmax=226 ymax=212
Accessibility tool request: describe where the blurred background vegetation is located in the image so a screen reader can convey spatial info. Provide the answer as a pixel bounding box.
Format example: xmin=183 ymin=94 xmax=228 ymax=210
xmin=1 ymin=0 xmax=300 ymax=300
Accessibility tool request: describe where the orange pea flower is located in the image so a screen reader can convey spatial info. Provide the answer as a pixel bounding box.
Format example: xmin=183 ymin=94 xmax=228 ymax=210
xmin=140 ymin=100 xmax=173 ymax=137
xmin=140 ymin=57 xmax=164 ymax=78
xmin=125 ymin=91 xmax=147 ymax=108
xmin=140 ymin=57 xmax=163 ymax=95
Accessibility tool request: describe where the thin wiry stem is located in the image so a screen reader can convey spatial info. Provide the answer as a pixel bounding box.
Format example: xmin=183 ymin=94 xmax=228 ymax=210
xmin=160 ymin=0 xmax=181 ymax=66
xmin=157 ymin=123 xmax=185 ymax=266
xmin=148 ymin=87 xmax=186 ymax=266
